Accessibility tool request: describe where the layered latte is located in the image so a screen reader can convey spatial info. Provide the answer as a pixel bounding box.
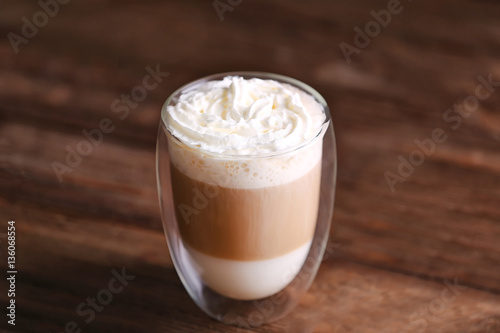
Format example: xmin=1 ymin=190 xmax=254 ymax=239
xmin=164 ymin=76 xmax=326 ymax=300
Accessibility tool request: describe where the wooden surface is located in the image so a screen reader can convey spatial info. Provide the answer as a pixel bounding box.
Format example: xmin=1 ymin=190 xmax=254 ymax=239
xmin=1 ymin=0 xmax=500 ymax=332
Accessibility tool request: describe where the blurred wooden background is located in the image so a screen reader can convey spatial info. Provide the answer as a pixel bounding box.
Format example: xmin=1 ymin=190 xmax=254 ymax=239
xmin=1 ymin=0 xmax=499 ymax=332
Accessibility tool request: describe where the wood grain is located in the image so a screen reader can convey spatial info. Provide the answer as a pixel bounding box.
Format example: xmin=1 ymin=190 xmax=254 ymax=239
xmin=0 ymin=0 xmax=499 ymax=332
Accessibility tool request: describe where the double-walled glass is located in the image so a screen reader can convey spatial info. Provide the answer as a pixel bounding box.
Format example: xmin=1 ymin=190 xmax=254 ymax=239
xmin=156 ymin=72 xmax=336 ymax=328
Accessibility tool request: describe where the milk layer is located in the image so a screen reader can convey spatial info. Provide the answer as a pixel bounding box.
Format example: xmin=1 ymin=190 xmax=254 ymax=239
xmin=184 ymin=241 xmax=312 ymax=300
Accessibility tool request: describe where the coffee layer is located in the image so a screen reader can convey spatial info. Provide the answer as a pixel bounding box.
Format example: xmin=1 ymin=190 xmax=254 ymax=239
xmin=171 ymin=160 xmax=321 ymax=261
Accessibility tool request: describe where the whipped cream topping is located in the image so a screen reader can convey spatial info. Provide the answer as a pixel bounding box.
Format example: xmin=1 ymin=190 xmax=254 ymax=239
xmin=165 ymin=76 xmax=326 ymax=155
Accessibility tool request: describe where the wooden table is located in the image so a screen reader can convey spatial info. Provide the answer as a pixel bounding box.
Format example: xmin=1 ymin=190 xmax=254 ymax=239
xmin=1 ymin=0 xmax=499 ymax=332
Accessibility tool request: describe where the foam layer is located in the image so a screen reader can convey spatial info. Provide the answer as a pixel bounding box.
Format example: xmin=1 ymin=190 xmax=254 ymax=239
xmin=167 ymin=134 xmax=323 ymax=189
xmin=184 ymin=241 xmax=312 ymax=300
xmin=164 ymin=76 xmax=327 ymax=189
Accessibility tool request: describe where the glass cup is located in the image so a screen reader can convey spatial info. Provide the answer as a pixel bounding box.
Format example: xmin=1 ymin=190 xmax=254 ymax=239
xmin=156 ymin=72 xmax=336 ymax=328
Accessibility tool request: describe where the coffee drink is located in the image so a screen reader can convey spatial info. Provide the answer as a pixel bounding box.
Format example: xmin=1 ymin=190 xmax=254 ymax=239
xmin=164 ymin=76 xmax=326 ymax=300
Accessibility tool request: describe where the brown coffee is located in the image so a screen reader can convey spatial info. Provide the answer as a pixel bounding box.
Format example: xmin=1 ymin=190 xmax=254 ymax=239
xmin=171 ymin=160 xmax=321 ymax=261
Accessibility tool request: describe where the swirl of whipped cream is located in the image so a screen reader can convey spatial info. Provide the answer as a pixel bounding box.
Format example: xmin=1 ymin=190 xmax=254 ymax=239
xmin=165 ymin=76 xmax=325 ymax=155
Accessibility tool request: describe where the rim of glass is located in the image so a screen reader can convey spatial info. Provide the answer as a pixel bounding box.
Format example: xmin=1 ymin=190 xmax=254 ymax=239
xmin=160 ymin=71 xmax=331 ymax=159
